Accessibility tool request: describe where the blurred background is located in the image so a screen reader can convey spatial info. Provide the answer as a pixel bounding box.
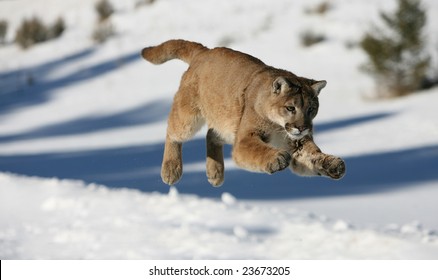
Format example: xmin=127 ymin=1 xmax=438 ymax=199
xmin=1 ymin=0 xmax=438 ymax=259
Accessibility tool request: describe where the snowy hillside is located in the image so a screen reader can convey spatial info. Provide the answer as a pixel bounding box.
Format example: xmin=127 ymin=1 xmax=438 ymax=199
xmin=1 ymin=0 xmax=438 ymax=259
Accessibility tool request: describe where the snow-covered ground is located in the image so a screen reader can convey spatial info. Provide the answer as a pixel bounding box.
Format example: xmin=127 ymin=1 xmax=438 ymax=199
xmin=1 ymin=0 xmax=438 ymax=259
xmin=2 ymin=172 xmax=438 ymax=259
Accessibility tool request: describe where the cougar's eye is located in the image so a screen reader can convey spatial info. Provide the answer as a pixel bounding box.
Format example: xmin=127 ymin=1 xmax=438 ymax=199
xmin=286 ymin=106 xmax=296 ymax=113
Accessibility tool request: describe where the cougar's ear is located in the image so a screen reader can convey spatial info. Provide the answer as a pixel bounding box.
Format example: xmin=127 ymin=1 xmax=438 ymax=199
xmin=311 ymin=80 xmax=327 ymax=96
xmin=272 ymin=77 xmax=290 ymax=94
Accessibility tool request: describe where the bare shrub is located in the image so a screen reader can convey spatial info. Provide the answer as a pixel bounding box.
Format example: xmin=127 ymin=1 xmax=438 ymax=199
xmin=300 ymin=30 xmax=326 ymax=47
xmin=92 ymin=21 xmax=114 ymax=44
xmin=305 ymin=1 xmax=332 ymax=15
xmin=95 ymin=0 xmax=114 ymax=22
xmin=15 ymin=17 xmax=49 ymax=49
xmin=15 ymin=16 xmax=66 ymax=49
xmin=49 ymin=17 xmax=65 ymax=39
xmin=135 ymin=0 xmax=156 ymax=8
xmin=0 ymin=19 xmax=8 ymax=44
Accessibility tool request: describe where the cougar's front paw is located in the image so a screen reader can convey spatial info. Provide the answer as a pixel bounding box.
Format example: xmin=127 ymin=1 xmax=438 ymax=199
xmin=322 ymin=156 xmax=346 ymax=180
xmin=265 ymin=151 xmax=291 ymax=174
xmin=161 ymin=160 xmax=182 ymax=185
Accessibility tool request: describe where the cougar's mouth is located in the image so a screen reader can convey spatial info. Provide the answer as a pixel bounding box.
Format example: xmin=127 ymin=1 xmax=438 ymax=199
xmin=285 ymin=125 xmax=309 ymax=140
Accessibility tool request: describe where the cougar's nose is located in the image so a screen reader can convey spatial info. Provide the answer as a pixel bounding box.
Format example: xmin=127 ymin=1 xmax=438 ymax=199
xmin=297 ymin=126 xmax=308 ymax=132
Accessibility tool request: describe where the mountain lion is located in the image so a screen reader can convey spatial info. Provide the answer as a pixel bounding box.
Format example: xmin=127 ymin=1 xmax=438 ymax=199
xmin=141 ymin=39 xmax=345 ymax=187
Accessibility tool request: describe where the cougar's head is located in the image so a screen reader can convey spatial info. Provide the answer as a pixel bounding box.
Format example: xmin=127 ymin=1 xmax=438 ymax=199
xmin=264 ymin=76 xmax=326 ymax=140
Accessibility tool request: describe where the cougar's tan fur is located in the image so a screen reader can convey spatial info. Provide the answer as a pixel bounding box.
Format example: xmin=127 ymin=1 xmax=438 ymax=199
xmin=142 ymin=39 xmax=345 ymax=186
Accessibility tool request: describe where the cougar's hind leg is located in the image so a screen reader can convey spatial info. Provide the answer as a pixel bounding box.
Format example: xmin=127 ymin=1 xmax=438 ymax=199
xmin=161 ymin=137 xmax=182 ymax=186
xmin=206 ymin=129 xmax=225 ymax=187
xmin=161 ymin=84 xmax=204 ymax=186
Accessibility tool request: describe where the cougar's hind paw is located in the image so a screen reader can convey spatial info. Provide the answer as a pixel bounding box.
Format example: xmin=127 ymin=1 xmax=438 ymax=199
xmin=207 ymin=171 xmax=224 ymax=187
xmin=161 ymin=160 xmax=182 ymax=186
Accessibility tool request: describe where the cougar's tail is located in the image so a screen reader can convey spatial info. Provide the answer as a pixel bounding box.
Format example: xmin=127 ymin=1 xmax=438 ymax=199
xmin=141 ymin=39 xmax=208 ymax=65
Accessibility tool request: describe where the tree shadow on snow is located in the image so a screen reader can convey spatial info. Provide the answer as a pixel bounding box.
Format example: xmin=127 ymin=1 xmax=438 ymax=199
xmin=316 ymin=112 xmax=393 ymax=133
xmin=0 ymin=48 xmax=140 ymax=114
xmin=1 ymin=111 xmax=437 ymax=200
xmin=0 ymin=98 xmax=171 ymax=143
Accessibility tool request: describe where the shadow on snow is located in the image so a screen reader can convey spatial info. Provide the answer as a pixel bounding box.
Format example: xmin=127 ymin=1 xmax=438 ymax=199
xmin=0 ymin=48 xmax=140 ymax=114
xmin=0 ymin=99 xmax=171 ymax=143
xmin=1 ymin=111 xmax=437 ymax=200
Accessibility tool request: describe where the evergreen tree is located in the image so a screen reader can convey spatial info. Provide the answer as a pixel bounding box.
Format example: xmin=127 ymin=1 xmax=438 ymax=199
xmin=360 ymin=0 xmax=430 ymax=97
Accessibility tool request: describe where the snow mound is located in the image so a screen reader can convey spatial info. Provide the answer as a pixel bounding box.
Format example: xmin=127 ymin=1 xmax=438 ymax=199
xmin=1 ymin=172 xmax=437 ymax=259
